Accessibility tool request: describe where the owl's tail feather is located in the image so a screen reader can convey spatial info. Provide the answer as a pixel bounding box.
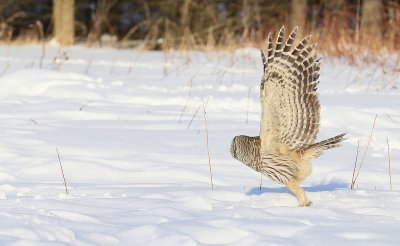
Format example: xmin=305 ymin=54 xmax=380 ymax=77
xmin=302 ymin=133 xmax=347 ymax=160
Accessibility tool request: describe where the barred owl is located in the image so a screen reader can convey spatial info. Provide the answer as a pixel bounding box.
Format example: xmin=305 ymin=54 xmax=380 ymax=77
xmin=230 ymin=26 xmax=346 ymax=206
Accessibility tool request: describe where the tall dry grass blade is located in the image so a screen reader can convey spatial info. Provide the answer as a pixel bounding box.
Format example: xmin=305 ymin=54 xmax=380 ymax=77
xmin=84 ymin=59 xmax=92 ymax=74
xmin=79 ymin=101 xmax=94 ymax=111
xmin=386 ymin=137 xmax=392 ymax=190
xmin=1 ymin=64 xmax=9 ymax=75
xmin=186 ymin=104 xmax=201 ymax=130
xmin=56 ymin=147 xmax=69 ymax=195
xmin=202 ymin=98 xmax=214 ymax=190
xmin=351 ymin=140 xmax=360 ymax=189
xmin=87 ymin=0 xmax=117 ymax=46
xmin=355 ymin=0 xmax=361 ymax=44
xmin=352 ymin=114 xmax=377 ymax=189
xmin=30 ymin=119 xmax=38 ymax=125
xmin=179 ymin=69 xmax=199 ymax=123
xmin=246 ymin=85 xmax=251 ymax=123
xmin=35 ymin=21 xmax=45 ymax=69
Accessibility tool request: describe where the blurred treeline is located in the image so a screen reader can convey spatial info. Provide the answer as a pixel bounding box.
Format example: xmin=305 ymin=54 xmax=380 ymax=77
xmin=0 ymin=0 xmax=399 ymax=57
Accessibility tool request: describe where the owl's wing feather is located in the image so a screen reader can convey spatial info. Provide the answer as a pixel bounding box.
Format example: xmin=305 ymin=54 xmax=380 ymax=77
xmin=260 ymin=26 xmax=320 ymax=152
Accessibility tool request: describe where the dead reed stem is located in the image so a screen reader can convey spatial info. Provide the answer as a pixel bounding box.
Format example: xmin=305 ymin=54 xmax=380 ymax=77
xmin=351 ymin=114 xmax=377 ymax=189
xmin=56 ymin=147 xmax=69 ymax=195
xmin=202 ymin=98 xmax=214 ymax=190
xmin=186 ymin=104 xmax=201 ymax=130
xmin=84 ymin=59 xmax=92 ymax=74
xmin=0 ymin=58 xmax=10 ymax=76
xmin=2 ymin=1 xmax=400 ymax=67
xmin=179 ymin=69 xmax=199 ymax=123
xmin=79 ymin=101 xmax=93 ymax=111
xmin=351 ymin=140 xmax=360 ymax=189
xmin=127 ymin=61 xmax=133 ymax=75
xmin=386 ymin=137 xmax=392 ymax=190
xmin=386 ymin=112 xmax=398 ymax=124
xmin=86 ymin=0 xmax=117 ymax=46
xmin=36 ymin=21 xmax=45 ymax=69
xmin=30 ymin=119 xmax=38 ymax=125
xmin=246 ymin=85 xmax=251 ymax=123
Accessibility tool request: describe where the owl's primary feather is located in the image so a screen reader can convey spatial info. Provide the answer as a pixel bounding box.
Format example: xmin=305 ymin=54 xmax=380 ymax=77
xmin=231 ymin=26 xmax=346 ymax=206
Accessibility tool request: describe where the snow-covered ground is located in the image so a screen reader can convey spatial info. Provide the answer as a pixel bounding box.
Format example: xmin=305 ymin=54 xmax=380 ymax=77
xmin=0 ymin=45 xmax=399 ymax=245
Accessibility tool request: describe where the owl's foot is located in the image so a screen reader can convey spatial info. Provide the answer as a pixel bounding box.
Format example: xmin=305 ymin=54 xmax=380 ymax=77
xmin=298 ymin=201 xmax=313 ymax=207
xmin=286 ymin=179 xmax=311 ymax=207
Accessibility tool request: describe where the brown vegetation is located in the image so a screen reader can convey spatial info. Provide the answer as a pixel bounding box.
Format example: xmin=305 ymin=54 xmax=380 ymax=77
xmin=0 ymin=0 xmax=399 ymax=63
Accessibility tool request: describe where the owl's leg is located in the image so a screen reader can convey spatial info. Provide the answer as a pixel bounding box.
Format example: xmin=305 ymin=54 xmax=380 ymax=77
xmin=258 ymin=152 xmax=312 ymax=206
xmin=286 ymin=179 xmax=312 ymax=207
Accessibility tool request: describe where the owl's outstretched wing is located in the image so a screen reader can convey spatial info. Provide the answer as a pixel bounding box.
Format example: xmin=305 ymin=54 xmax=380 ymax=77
xmin=259 ymin=26 xmax=320 ymax=152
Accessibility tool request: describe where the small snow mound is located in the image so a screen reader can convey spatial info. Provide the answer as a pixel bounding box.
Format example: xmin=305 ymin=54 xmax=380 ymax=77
xmin=49 ymin=210 xmax=101 ymax=224
xmin=217 ymin=84 xmax=248 ymax=92
xmin=47 ymin=38 xmax=61 ymax=47
xmin=338 ymin=232 xmax=382 ymax=240
xmin=0 ymin=69 xmax=102 ymax=100
xmin=182 ymin=194 xmax=213 ymax=211
xmin=86 ymin=233 xmax=120 ymax=244
xmin=0 ymin=190 xmax=6 ymax=199
xmin=234 ymin=47 xmax=260 ymax=57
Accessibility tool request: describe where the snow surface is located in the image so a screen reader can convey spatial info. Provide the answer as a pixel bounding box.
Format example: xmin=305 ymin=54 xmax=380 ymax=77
xmin=0 ymin=45 xmax=399 ymax=245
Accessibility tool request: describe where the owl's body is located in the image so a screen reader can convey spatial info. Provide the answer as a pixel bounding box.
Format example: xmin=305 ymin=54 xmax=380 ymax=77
xmin=230 ymin=26 xmax=345 ymax=206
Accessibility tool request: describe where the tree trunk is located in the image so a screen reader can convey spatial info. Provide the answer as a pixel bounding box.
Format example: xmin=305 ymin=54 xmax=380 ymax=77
xmin=323 ymin=0 xmax=344 ymax=15
xmin=53 ymin=0 xmax=75 ymax=46
xmin=361 ymin=0 xmax=382 ymax=42
xmin=386 ymin=1 xmax=398 ymax=50
xmin=291 ymin=0 xmax=307 ymax=30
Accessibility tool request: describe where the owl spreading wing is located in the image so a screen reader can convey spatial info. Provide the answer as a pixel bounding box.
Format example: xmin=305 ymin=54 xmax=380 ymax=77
xmin=259 ymin=26 xmax=320 ymax=153
xmin=230 ymin=26 xmax=346 ymax=206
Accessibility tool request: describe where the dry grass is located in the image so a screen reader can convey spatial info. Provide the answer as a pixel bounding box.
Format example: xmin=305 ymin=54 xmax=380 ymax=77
xmin=351 ymin=114 xmax=378 ymax=189
xmin=56 ymin=147 xmax=69 ymax=195
xmin=0 ymin=1 xmax=399 ymax=66
xmin=87 ymin=0 xmax=118 ymax=47
xmin=386 ymin=137 xmax=392 ymax=190
xmin=123 ymin=1 xmax=400 ymax=66
xmin=202 ymin=97 xmax=214 ymax=190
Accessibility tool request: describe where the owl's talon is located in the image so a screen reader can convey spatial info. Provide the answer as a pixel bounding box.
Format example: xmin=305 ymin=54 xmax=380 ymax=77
xmin=299 ymin=201 xmax=313 ymax=207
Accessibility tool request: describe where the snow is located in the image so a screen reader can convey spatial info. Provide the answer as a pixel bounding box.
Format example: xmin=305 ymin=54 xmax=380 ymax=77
xmin=0 ymin=45 xmax=400 ymax=245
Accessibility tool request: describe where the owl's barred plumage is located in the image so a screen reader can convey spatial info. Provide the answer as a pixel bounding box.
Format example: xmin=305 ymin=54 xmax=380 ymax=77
xmin=231 ymin=26 xmax=346 ymax=206
xmin=230 ymin=135 xmax=261 ymax=171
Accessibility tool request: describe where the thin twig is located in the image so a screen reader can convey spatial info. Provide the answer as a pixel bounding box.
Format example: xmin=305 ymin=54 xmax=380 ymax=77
xmin=186 ymin=104 xmax=201 ymax=130
xmin=352 ymin=114 xmax=377 ymax=189
xmin=179 ymin=68 xmax=200 ymax=123
xmin=351 ymin=140 xmax=360 ymax=189
xmin=30 ymin=119 xmax=38 ymax=125
xmin=36 ymin=21 xmax=45 ymax=69
xmin=1 ymin=48 xmax=10 ymax=76
xmin=386 ymin=137 xmax=392 ymax=190
xmin=84 ymin=59 xmax=92 ymax=74
xmin=127 ymin=61 xmax=133 ymax=75
xmin=179 ymin=78 xmax=194 ymax=123
xmin=56 ymin=147 xmax=69 ymax=195
xmin=246 ymin=85 xmax=251 ymax=123
xmin=202 ymin=98 xmax=214 ymax=190
xmin=386 ymin=112 xmax=398 ymax=123
xmin=79 ymin=101 xmax=94 ymax=111
xmin=259 ymin=174 xmax=262 ymax=190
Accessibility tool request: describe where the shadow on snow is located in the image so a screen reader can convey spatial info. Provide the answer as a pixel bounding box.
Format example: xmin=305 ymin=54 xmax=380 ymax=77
xmin=247 ymin=182 xmax=348 ymax=195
